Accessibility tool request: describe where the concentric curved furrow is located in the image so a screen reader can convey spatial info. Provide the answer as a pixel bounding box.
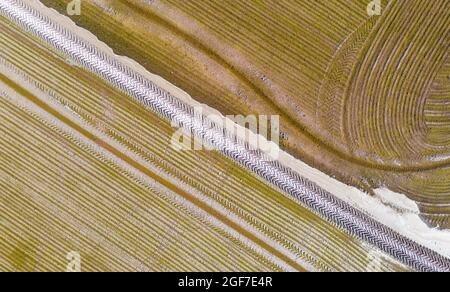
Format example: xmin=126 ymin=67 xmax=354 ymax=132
xmin=0 ymin=8 xmax=412 ymax=271
xmin=341 ymin=0 xmax=450 ymax=226
xmin=344 ymin=0 xmax=449 ymax=167
xmin=315 ymin=17 xmax=378 ymax=148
